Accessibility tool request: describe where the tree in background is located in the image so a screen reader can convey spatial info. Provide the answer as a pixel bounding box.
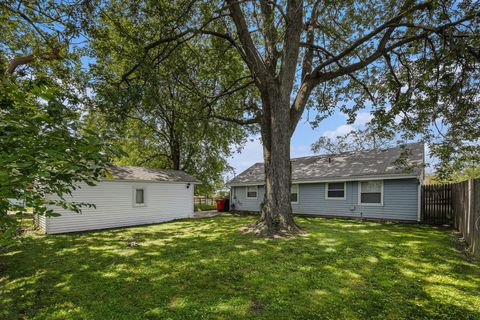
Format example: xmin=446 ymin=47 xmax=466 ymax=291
xmin=86 ymin=1 xmax=256 ymax=195
xmin=425 ymin=164 xmax=480 ymax=184
xmin=311 ymin=127 xmax=396 ymax=155
xmin=0 ymin=1 xmax=114 ymax=248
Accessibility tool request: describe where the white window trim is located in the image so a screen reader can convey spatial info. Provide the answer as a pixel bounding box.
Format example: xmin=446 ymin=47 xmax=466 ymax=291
xmin=245 ymin=185 xmax=258 ymax=199
xmin=133 ymin=186 xmax=146 ymax=207
xmin=325 ymin=182 xmax=347 ymax=200
xmin=291 ymin=184 xmax=299 ymax=204
xmin=358 ymin=180 xmax=384 ymax=206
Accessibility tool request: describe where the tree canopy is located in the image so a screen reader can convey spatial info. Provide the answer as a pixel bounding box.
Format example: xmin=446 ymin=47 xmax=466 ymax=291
xmin=311 ymin=127 xmax=397 ymax=154
xmin=0 ymin=1 xmax=114 ymax=247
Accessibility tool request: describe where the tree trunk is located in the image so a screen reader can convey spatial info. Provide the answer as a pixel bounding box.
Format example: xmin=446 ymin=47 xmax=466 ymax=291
xmin=171 ymin=140 xmax=181 ymax=170
xmin=246 ymin=90 xmax=302 ymax=237
xmin=169 ymin=110 xmax=181 ymax=171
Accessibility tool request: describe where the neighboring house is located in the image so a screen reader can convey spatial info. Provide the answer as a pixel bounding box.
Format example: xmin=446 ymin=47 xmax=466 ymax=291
xmin=227 ymin=143 xmax=424 ymax=222
xmin=38 ymin=166 xmax=199 ymax=234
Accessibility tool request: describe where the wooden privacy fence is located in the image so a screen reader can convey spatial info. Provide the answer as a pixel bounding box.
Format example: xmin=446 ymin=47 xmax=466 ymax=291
xmin=451 ymin=179 xmax=480 ymax=258
xmin=194 ymin=196 xmax=214 ymax=206
xmin=422 ymin=184 xmax=452 ymax=225
xmin=422 ymin=179 xmax=480 ymax=258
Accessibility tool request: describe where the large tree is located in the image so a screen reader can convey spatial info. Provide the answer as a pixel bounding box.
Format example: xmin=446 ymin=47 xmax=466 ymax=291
xmin=87 ymin=0 xmax=479 ymax=236
xmin=204 ymin=0 xmax=479 ymax=235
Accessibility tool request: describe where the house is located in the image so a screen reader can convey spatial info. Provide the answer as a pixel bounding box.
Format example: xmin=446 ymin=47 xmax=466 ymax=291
xmin=227 ymin=143 xmax=424 ymax=221
xmin=38 ymin=166 xmax=199 ymax=234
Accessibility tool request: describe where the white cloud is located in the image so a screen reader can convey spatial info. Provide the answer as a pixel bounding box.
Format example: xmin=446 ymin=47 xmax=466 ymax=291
xmin=322 ymin=111 xmax=374 ymax=139
xmin=339 ymin=111 xmax=373 ymax=126
xmin=227 ymin=136 xmax=264 ymax=176
xmin=353 ymin=112 xmax=373 ymax=126
xmin=291 ymin=145 xmax=311 ymax=158
xmin=322 ymin=124 xmax=354 ymax=139
xmin=394 ymin=114 xmax=403 ymax=124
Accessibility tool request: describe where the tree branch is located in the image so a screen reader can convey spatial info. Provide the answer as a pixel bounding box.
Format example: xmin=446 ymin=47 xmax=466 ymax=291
xmin=5 ymin=50 xmax=61 ymax=75
xmin=279 ymin=0 xmax=303 ymax=96
xmin=259 ymin=0 xmax=279 ymax=73
xmin=301 ymin=0 xmax=321 ymax=80
xmin=311 ymin=1 xmax=433 ymax=73
xmin=314 ymin=13 xmax=475 ymax=85
xmin=119 ymin=14 xmax=227 ymax=83
xmin=226 ymin=0 xmax=271 ymax=85
xmin=290 ymin=5 xmax=476 ymax=136
xmin=289 ymin=81 xmax=315 ymax=135
xmin=199 ymin=30 xmax=250 ymax=66
xmin=211 ymin=114 xmax=259 ymax=125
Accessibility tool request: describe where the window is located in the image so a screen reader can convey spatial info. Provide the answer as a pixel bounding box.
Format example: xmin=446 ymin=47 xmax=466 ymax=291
xmin=326 ymin=182 xmax=346 ymax=199
xmin=359 ymin=181 xmax=383 ymax=205
xmin=246 ymin=186 xmax=258 ymax=199
xmin=291 ymin=184 xmax=299 ymax=203
xmin=134 ymin=188 xmax=145 ymax=206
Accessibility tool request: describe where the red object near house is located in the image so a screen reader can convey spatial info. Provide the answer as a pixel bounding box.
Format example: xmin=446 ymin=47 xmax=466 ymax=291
xmin=215 ymin=199 xmax=226 ymax=212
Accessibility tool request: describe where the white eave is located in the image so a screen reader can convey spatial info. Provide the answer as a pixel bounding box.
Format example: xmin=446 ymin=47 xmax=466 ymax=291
xmin=102 ymin=178 xmax=200 ymax=184
xmin=227 ymin=173 xmax=420 ymax=187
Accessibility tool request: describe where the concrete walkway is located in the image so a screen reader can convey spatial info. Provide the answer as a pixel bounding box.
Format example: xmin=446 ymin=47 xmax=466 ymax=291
xmin=193 ymin=210 xmax=220 ymax=218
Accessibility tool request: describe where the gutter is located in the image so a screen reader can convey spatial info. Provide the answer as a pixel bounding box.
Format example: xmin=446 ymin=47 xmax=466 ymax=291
xmin=227 ymin=173 xmax=420 ymax=187
xmin=101 ymin=179 xmax=201 ymax=184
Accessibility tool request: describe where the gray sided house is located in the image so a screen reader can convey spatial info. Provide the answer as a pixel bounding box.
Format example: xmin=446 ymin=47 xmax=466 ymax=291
xmin=227 ymin=143 xmax=424 ymax=222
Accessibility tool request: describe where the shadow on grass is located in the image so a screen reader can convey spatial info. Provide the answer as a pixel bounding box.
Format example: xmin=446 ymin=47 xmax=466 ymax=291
xmin=1 ymin=215 xmax=479 ymax=320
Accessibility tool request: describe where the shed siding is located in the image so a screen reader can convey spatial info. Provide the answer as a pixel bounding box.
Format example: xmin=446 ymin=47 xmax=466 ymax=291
xmin=37 ymin=214 xmax=47 ymax=232
xmin=43 ymin=181 xmax=194 ymax=234
xmin=231 ymin=178 xmax=419 ymax=221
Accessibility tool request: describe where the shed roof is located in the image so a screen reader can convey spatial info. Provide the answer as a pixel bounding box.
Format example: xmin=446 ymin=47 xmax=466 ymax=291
xmin=228 ymin=142 xmax=424 ymax=186
xmin=107 ymin=166 xmax=199 ymax=183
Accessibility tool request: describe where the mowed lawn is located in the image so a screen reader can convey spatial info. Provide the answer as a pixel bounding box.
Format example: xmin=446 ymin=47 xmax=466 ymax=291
xmin=1 ymin=215 xmax=479 ymax=320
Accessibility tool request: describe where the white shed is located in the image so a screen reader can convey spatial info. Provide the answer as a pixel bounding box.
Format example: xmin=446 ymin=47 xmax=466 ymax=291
xmin=38 ymin=166 xmax=198 ymax=234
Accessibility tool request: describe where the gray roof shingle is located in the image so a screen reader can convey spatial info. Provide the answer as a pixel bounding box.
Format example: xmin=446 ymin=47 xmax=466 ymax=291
xmin=228 ymin=142 xmax=424 ymax=185
xmin=107 ymin=166 xmax=199 ymax=183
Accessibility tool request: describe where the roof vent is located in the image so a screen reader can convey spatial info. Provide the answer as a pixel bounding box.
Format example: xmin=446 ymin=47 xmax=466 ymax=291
xmin=328 ymin=157 xmax=332 ymax=164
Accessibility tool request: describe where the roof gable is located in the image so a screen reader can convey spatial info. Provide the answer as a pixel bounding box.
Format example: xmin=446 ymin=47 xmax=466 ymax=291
xmin=228 ymin=142 xmax=424 ymax=185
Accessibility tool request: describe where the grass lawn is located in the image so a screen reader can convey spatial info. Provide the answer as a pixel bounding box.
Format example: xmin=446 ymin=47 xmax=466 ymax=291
xmin=1 ymin=215 xmax=479 ymax=320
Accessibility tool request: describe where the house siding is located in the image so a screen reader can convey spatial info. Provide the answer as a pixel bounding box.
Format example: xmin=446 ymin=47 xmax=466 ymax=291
xmin=231 ymin=178 xmax=419 ymax=221
xmin=231 ymin=186 xmax=265 ymax=212
xmin=43 ymin=181 xmax=194 ymax=234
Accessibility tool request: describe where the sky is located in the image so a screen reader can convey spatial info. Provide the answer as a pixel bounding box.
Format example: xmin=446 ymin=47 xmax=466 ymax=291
xmin=224 ymin=109 xmax=378 ymax=181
